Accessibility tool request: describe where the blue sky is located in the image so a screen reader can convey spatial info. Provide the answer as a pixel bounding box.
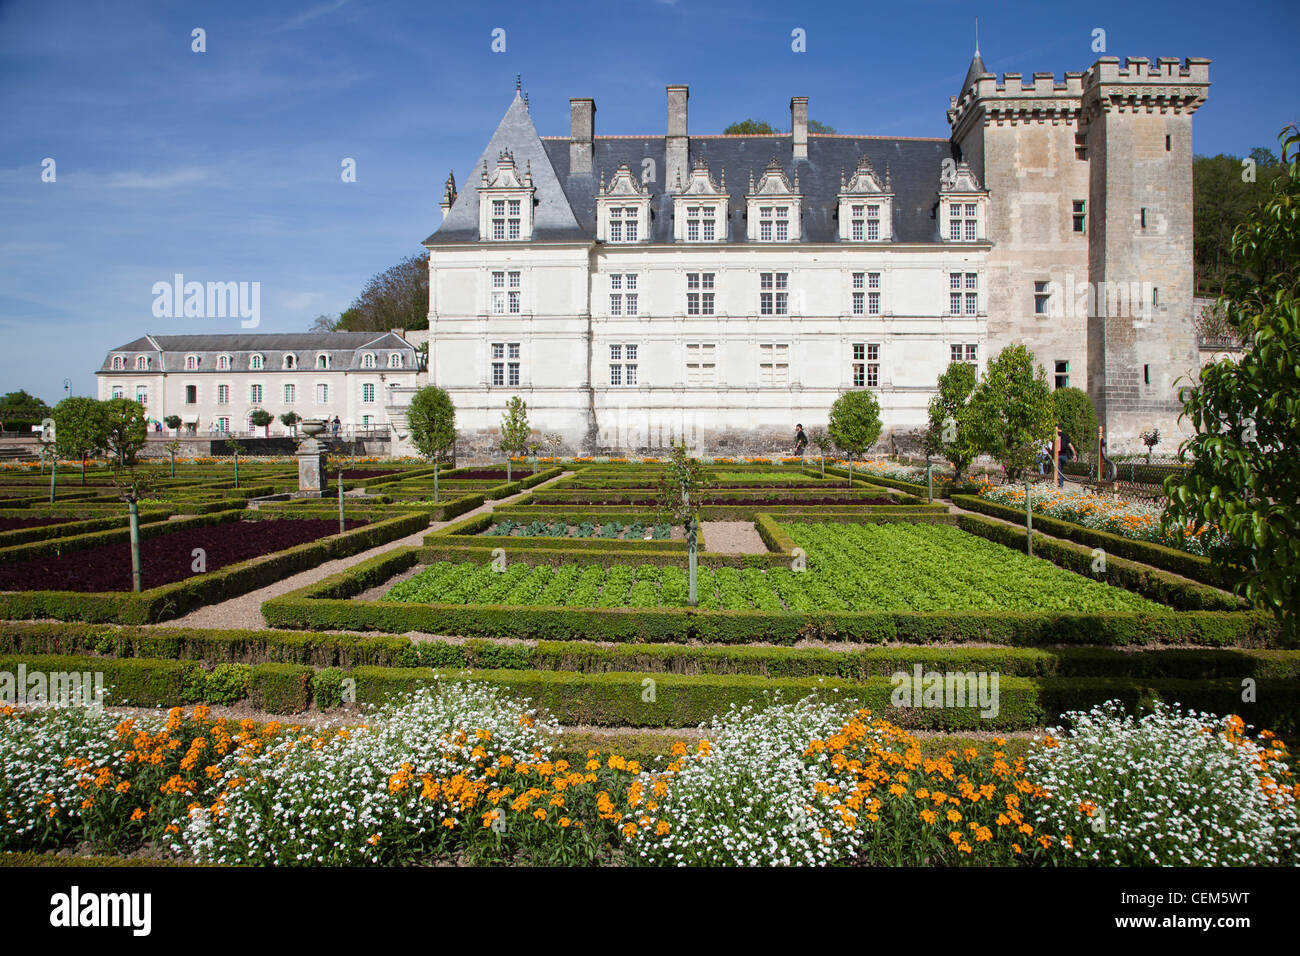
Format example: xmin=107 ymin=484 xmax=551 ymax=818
xmin=1 ymin=0 xmax=1296 ymax=403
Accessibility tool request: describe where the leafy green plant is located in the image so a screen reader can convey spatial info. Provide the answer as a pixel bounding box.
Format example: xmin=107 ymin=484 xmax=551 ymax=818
xmin=1165 ymin=125 xmax=1300 ymax=641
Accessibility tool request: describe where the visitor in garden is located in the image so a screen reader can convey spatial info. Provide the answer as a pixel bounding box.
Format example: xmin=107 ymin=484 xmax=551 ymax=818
xmin=331 ymin=416 xmax=341 ymax=438
xmin=1037 ymin=439 xmax=1052 ymax=476
xmin=1056 ymin=427 xmax=1077 ymax=488
xmin=793 ymin=423 xmax=808 ymax=456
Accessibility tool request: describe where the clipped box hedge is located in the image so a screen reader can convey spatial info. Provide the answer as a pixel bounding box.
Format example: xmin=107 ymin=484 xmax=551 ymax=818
xmin=951 ymin=493 xmax=1231 ymax=589
xmin=0 ymin=509 xmax=173 ymax=548
xmin=0 ymin=511 xmax=431 ymax=624
xmin=6 ymin=621 xmax=1291 ymax=680
xmin=347 ymin=666 xmax=1300 ymax=733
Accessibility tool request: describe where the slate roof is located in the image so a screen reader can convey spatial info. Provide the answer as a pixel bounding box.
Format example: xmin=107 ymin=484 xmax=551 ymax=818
xmin=99 ymin=332 xmax=416 ymax=373
xmin=427 ymin=93 xmax=960 ymax=247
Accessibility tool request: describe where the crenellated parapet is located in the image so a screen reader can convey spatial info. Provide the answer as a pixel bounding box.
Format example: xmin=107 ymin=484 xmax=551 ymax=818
xmin=1080 ymin=56 xmax=1210 ymax=121
xmin=949 ymin=57 xmax=1209 ymax=139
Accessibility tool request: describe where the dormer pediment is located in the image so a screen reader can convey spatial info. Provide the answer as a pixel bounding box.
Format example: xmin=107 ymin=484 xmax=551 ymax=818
xmin=678 ymin=157 xmax=726 ymax=196
xmin=482 ymin=149 xmax=532 ymax=190
xmin=599 ymin=163 xmax=649 ymax=199
xmin=940 ymin=159 xmax=985 ymax=195
xmin=840 ymin=155 xmax=891 ymax=196
xmin=749 ymin=156 xmax=800 ymax=198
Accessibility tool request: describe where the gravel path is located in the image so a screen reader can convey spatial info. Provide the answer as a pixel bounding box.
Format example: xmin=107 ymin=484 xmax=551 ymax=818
xmin=150 ymin=471 xmax=572 ymax=630
xmin=700 ymin=520 xmax=768 ymax=554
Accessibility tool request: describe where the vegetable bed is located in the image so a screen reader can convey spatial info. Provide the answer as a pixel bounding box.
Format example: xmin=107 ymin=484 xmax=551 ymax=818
xmin=0 ymin=517 xmax=369 ymax=592
xmin=383 ymin=522 xmax=1162 ymax=613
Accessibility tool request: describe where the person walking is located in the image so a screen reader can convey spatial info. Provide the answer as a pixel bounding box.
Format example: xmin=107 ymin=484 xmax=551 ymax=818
xmin=331 ymin=416 xmax=341 ymax=439
xmin=1056 ymin=426 xmax=1077 ymax=488
xmin=793 ymin=423 xmax=809 ymax=457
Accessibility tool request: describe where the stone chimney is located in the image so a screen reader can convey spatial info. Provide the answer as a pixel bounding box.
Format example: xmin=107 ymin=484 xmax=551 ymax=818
xmin=666 ymin=85 xmax=689 ymax=191
xmin=790 ymin=96 xmax=808 ymax=160
xmin=569 ymin=98 xmax=595 ymax=176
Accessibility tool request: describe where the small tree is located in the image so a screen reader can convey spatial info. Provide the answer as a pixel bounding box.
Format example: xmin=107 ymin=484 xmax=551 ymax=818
xmin=1052 ymin=387 xmax=1100 ymax=458
xmin=406 ymin=386 xmax=457 ymax=502
xmin=248 ymin=409 xmax=274 ymax=437
xmin=499 ymin=396 xmax=531 ymax=483
xmin=111 ymin=465 xmax=162 ymax=593
xmin=808 ymin=426 xmax=832 ymax=478
xmin=1141 ymin=427 xmax=1161 ymax=464
xmin=224 ymin=439 xmax=242 ymax=488
xmin=925 ymin=362 xmax=979 ymax=482
xmin=102 ymin=397 xmax=148 ymax=467
xmin=655 ymin=440 xmax=711 ymax=606
xmin=1165 ymin=126 xmax=1300 ymax=640
xmin=165 ymin=439 xmax=181 ymax=477
xmin=164 ymin=414 xmax=182 ymax=432
xmin=545 ymin=432 xmax=564 ymax=461
xmin=827 ymin=390 xmax=882 ymax=485
xmin=280 ymin=411 xmax=301 ymax=437
xmin=968 ymin=345 xmax=1055 ymax=481
xmin=53 ymin=396 xmax=109 ymax=486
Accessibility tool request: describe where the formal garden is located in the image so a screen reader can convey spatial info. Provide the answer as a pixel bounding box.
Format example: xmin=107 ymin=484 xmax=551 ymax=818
xmin=1 ymin=133 xmax=1298 ymax=868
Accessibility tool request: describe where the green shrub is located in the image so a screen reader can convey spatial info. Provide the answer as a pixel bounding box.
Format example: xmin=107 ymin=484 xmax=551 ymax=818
xmin=205 ymin=663 xmax=251 ymax=704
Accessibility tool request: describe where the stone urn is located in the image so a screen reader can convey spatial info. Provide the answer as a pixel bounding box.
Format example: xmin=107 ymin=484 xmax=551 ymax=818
xmin=297 ymin=419 xmax=329 ymax=494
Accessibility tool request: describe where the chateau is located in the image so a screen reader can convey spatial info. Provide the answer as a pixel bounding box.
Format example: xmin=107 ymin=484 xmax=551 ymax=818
xmin=404 ymin=52 xmax=1210 ymax=456
xmin=95 ymin=332 xmax=420 ymax=439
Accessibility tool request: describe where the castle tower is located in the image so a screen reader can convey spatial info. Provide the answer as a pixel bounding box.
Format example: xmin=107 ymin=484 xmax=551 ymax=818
xmin=1080 ymin=56 xmax=1210 ymax=444
xmin=948 ymin=59 xmax=1091 ymax=412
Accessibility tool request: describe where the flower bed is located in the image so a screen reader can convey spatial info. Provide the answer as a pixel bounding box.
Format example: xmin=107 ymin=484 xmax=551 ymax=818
xmin=2 ymin=692 xmax=1292 ymax=866
xmin=977 ymin=483 xmax=1224 ymax=556
xmin=0 ymin=518 xmax=368 ymax=592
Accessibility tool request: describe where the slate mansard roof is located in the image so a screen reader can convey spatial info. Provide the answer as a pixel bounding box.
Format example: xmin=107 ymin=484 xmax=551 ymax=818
xmin=99 ymin=332 xmax=417 ymax=373
xmin=427 ymin=90 xmax=960 ymax=247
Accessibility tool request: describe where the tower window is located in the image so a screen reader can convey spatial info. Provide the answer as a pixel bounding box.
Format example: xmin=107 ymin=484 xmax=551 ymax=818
xmin=1072 ymin=201 xmax=1086 ymax=233
xmin=1165 ymin=135 xmax=1171 ymax=152
xmin=1144 ymin=364 xmax=1151 ymax=385
xmin=1034 ymin=281 xmax=1052 ymax=316
xmin=1140 ymin=208 xmax=1147 ymax=229
xmin=1055 ymin=360 xmax=1069 ymax=390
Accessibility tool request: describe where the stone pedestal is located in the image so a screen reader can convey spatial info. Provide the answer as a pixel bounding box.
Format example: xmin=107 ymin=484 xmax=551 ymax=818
xmin=297 ymin=437 xmax=328 ymax=496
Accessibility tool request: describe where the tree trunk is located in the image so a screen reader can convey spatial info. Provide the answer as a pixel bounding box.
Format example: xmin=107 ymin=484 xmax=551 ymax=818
xmin=128 ymin=500 xmax=142 ymax=593
xmin=433 ymin=465 xmax=439 ymax=503
xmin=687 ymin=517 xmax=698 ymax=607
xmin=506 ymin=458 xmax=512 ymax=483
xmin=338 ymin=470 xmax=345 ymax=535
xmin=49 ymin=459 xmax=56 ymax=503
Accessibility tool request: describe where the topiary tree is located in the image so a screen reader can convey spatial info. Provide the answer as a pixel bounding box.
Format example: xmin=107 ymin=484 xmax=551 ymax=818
xmin=827 ymin=389 xmax=882 ymax=485
xmin=808 ymin=426 xmax=832 ymax=478
xmin=1165 ymin=125 xmax=1300 ymax=641
xmin=1052 ymin=387 xmax=1100 ymax=460
xmin=164 ymin=414 xmax=182 ymax=432
xmin=968 ymin=344 xmax=1054 ymax=481
xmin=925 ymin=362 xmax=980 ymax=482
xmin=248 ymin=409 xmax=274 ymax=437
xmin=655 ymin=439 xmax=711 ymax=606
xmin=280 ymin=411 xmax=301 ymax=437
xmin=499 ymin=396 xmax=531 ymax=483
xmin=406 ymin=386 xmax=457 ymax=502
xmin=52 ymin=396 xmax=109 ymax=486
xmin=102 ymin=397 xmax=148 ymax=467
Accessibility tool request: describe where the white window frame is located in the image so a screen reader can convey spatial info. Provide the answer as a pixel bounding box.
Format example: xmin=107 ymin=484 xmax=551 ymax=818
xmin=685 ymin=342 xmax=717 ymax=386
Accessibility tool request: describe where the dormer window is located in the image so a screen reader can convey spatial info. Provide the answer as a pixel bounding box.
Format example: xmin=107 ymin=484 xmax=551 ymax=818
xmin=838 ymin=156 xmax=893 ymax=242
xmin=478 ymin=150 xmax=535 ymax=242
xmin=135 ymin=355 xmax=150 ymax=370
xmin=111 ymin=355 xmax=124 ymax=370
xmin=597 ymin=164 xmax=651 ymax=243
xmin=939 ymin=160 xmax=988 ymax=243
xmin=217 ymin=354 xmax=231 ymax=370
xmin=362 ymin=352 xmax=375 ymax=369
xmin=388 ymin=353 xmax=403 ymax=369
xmin=283 ymin=353 xmax=296 ymax=370
xmin=316 ymin=353 xmax=330 ymax=369
xmin=185 ymin=355 xmax=199 ymax=370
xmin=673 ymin=159 xmax=728 ymax=243
xmin=747 ymin=157 xmax=801 ymax=242
xmin=250 ymin=353 xmax=264 ymax=370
